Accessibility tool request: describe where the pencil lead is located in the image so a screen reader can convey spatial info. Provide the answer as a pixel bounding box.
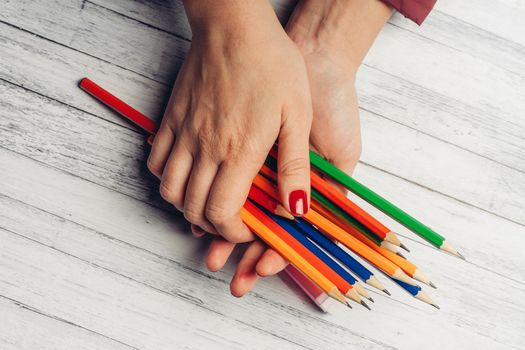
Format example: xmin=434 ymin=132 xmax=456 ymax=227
xmin=399 ymin=243 xmax=410 ymax=252
xmin=429 ymin=281 xmax=437 ymax=289
xmin=457 ymin=251 xmax=466 ymax=260
xmin=360 ymin=300 xmax=372 ymax=311
xmin=396 ymin=251 xmax=406 ymax=259
xmin=431 ymin=303 xmax=440 ymax=310
xmin=347 ymin=303 xmax=353 ymax=309
xmin=383 ymin=289 xmax=391 ymax=296
xmin=368 ymin=297 xmax=375 ymax=303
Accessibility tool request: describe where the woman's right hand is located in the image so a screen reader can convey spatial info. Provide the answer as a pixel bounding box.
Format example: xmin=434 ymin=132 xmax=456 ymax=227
xmin=147 ymin=0 xmax=313 ymax=291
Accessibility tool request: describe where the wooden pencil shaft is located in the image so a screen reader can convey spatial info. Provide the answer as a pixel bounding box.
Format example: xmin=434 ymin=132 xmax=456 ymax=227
xmin=311 ymin=189 xmax=383 ymax=246
xmin=270 ymin=212 xmax=358 ymax=287
xmin=304 ymin=209 xmax=407 ymax=278
xmin=240 ymin=204 xmax=337 ymax=295
xmin=253 ymin=173 xmax=405 ymax=279
xmin=293 ymin=219 xmax=376 ymax=285
xmin=309 ymin=150 xmax=446 ymax=248
xmin=313 ymin=197 xmax=420 ymax=277
xmin=249 ymin=202 xmax=353 ymax=294
xmin=266 ymin=154 xmax=392 ymax=241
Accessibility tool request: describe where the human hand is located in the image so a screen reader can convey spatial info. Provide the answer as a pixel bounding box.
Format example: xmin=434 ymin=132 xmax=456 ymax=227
xmin=147 ymin=0 xmax=312 ymax=288
xmin=198 ymin=0 xmax=393 ymax=298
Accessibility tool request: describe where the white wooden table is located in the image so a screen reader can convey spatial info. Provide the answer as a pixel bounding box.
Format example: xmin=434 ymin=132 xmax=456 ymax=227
xmin=1 ymin=1 xmax=524 ymax=349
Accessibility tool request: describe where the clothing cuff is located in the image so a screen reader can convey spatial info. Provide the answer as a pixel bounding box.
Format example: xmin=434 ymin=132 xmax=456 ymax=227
xmin=381 ymin=0 xmax=437 ymax=25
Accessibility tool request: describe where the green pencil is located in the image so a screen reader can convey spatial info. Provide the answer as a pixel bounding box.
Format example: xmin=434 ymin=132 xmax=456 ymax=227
xmin=309 ymin=150 xmax=464 ymax=259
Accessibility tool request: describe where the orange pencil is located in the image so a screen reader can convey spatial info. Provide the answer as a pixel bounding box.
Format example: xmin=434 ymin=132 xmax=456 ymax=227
xmin=246 ymin=201 xmax=363 ymax=305
xmin=267 ymin=149 xmax=405 ymax=249
xmin=240 ymin=202 xmax=349 ymax=306
xmin=312 ymin=199 xmax=434 ymax=287
xmin=252 ymin=174 xmax=417 ymax=286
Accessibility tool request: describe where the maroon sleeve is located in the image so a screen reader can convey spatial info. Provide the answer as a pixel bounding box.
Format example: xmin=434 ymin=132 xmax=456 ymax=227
xmin=381 ymin=0 xmax=437 ymax=25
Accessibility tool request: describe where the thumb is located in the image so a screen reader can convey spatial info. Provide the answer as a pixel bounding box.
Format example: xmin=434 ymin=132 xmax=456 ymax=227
xmin=277 ymin=110 xmax=312 ymax=217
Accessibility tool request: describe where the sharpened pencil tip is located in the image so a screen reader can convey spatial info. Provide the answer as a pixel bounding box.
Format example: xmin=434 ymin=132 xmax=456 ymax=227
xmin=399 ymin=243 xmax=410 ymax=252
xmin=347 ymin=303 xmax=353 ymax=309
xmin=429 ymin=281 xmax=437 ymax=289
xmin=383 ymin=289 xmax=391 ymax=296
xmin=457 ymin=251 xmax=466 ymax=260
xmin=361 ymin=301 xmax=371 ymax=311
xmin=368 ymin=297 xmax=375 ymax=303
xmin=431 ymin=303 xmax=440 ymax=310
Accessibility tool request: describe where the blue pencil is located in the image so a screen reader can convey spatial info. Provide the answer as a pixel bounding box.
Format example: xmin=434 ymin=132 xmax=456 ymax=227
xmin=391 ymin=279 xmax=439 ymax=309
xmin=265 ymin=212 xmax=369 ymax=307
xmin=294 ymin=218 xmax=389 ymax=295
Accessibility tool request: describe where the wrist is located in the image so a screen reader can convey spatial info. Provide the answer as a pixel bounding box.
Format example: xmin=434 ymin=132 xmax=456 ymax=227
xmin=287 ymin=0 xmax=392 ymax=68
xmin=183 ymin=0 xmax=283 ymax=44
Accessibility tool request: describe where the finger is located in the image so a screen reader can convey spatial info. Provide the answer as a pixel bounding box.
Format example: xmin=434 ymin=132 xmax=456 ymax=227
xmin=191 ymin=224 xmax=206 ymax=238
xmin=205 ymin=159 xmax=262 ymax=243
xmin=230 ymin=240 xmax=266 ymax=297
xmin=183 ymin=157 xmax=219 ymax=233
xmin=159 ymin=140 xmax=193 ymax=211
xmin=147 ymin=123 xmax=176 ymax=179
xmin=278 ymin=106 xmax=312 ymax=216
xmin=255 ymin=248 xmax=288 ymax=277
xmin=206 ymin=237 xmax=236 ymax=272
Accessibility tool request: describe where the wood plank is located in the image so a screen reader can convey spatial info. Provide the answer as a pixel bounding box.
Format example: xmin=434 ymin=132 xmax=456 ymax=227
xmin=0 ymin=297 xmax=135 ymax=350
xmin=389 ymin=11 xmax=525 ymax=76
xmin=0 ymin=149 xmax=523 ymax=349
xmin=2 ymin=0 xmax=524 ymax=176
xmin=434 ymin=0 xmax=525 ymax=47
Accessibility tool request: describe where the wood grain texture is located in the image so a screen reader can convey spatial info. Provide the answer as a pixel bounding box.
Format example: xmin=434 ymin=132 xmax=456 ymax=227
xmin=0 ymin=0 xmax=524 ymax=349
xmin=2 ymin=0 xmax=524 ymax=227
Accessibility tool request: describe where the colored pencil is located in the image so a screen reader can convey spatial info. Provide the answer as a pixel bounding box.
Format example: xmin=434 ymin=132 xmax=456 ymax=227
xmin=392 ymin=279 xmax=439 ymax=309
xmin=247 ymin=200 xmax=362 ymax=305
xmin=311 ymin=190 xmax=435 ymax=287
xmin=268 ymin=210 xmax=372 ymax=304
xmin=293 ymin=218 xmax=388 ymax=294
xmin=266 ymin=152 xmax=404 ymax=248
xmin=248 ymin=177 xmax=385 ymax=296
xmin=248 ymin=186 xmax=294 ymax=219
xmin=79 ymin=78 xmax=157 ymax=135
xmin=252 ymin=174 xmax=417 ymax=286
xmin=309 ymin=150 xmax=463 ymax=259
xmin=241 ymin=202 xmax=349 ymax=306
xmin=80 ymin=77 xmax=333 ymax=309
xmin=284 ymin=265 xmax=331 ymax=312
xmin=260 ymin=162 xmax=382 ymax=246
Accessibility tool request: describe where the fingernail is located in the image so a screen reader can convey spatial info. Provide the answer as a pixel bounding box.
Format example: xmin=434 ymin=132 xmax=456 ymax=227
xmin=191 ymin=225 xmax=206 ymax=238
xmin=288 ymin=190 xmax=308 ymax=216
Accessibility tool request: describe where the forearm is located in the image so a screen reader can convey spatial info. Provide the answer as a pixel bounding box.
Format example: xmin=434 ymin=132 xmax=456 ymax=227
xmin=286 ymin=0 xmax=393 ymax=67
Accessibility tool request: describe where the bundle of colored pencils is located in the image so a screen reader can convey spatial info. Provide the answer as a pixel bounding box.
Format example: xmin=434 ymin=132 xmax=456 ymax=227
xmin=80 ymin=77 xmax=465 ymax=310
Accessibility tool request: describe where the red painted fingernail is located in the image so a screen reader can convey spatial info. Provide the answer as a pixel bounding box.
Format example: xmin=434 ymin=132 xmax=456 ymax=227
xmin=289 ymin=190 xmax=308 ymax=216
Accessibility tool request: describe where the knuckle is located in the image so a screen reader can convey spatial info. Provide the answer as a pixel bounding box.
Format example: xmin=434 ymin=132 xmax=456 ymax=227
xmin=279 ymin=156 xmax=310 ymax=177
xmin=147 ymin=158 xmax=162 ymax=177
xmin=183 ymin=206 xmax=204 ymax=225
xmin=225 ymin=230 xmax=245 ymax=244
xmin=159 ymin=183 xmax=183 ymax=209
xmin=205 ymin=203 xmax=231 ymax=226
